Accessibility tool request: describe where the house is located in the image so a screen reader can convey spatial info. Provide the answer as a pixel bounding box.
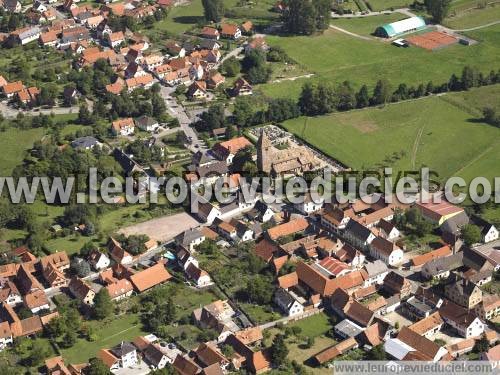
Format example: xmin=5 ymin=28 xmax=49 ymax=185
xmin=106 ymin=279 xmax=133 ymax=301
xmin=195 ymin=342 xmax=229 ymax=370
xmin=212 ymin=136 xmax=252 ymax=165
xmin=421 ymin=252 xmax=463 ymax=280
xmin=220 ymin=23 xmax=241 ymax=39
xmin=377 ymin=219 xmax=400 ymax=240
xmin=317 ymin=257 xmax=352 ymax=278
xmin=71 ymin=136 xmax=101 ymax=150
xmin=334 ymin=244 xmax=366 ymax=268
xmin=344 ymin=220 xmax=375 ymax=249
xmin=134 ymin=115 xmax=159 ymax=132
xmin=267 ymin=217 xmax=309 ymax=242
xmin=312 ymin=337 xmax=358 ymax=365
xmin=1 ymin=0 xmax=21 ymax=13
xmin=273 ymin=287 xmax=304 ymax=316
xmin=231 ymin=77 xmax=252 ymax=96
xmin=10 ymin=26 xmax=40 ymax=45
xmin=369 ymin=236 xmax=404 ymax=266
xmin=206 ymin=72 xmax=225 ymax=90
xmin=383 ymin=271 xmax=411 ymax=299
xmin=201 ymin=26 xmax=219 ymax=40
xmin=440 ymin=301 xmax=485 ymax=338
xmin=215 ymin=220 xmax=237 ymax=242
xmin=362 ymin=260 xmax=389 ymax=286
xmin=41 ymin=252 xmax=70 ymax=272
xmin=471 ymin=215 xmax=499 ymax=243
xmin=408 ymin=311 xmax=443 ymax=339
xmin=88 ymin=250 xmax=110 ymax=271
xmin=187 ymin=81 xmax=210 ymax=100
xmin=100 ymin=342 xmax=138 ymax=370
xmin=415 ymin=199 xmax=464 ymax=225
xmin=173 ymin=354 xmax=201 ymax=375
xmin=444 ymin=275 xmax=483 ymax=309
xmin=17 ymin=86 xmax=40 ymax=105
xmin=186 ymin=263 xmax=212 ymax=287
xmin=24 ymin=290 xmax=50 ymax=314
xmin=0 ymin=321 xmax=13 ymax=351
xmin=106 ymin=31 xmax=125 ymax=47
xmin=385 ymin=327 xmax=448 ymax=361
xmin=126 ymin=74 xmax=154 ymax=91
xmin=68 ymin=278 xmax=96 ymax=305
xmin=143 ymin=344 xmax=171 ymax=369
xmin=192 ymin=300 xmax=238 ymax=343
xmin=241 ymin=20 xmax=253 ymax=34
xmin=32 ymin=1 xmax=47 ymax=12
xmin=245 ymin=37 xmax=268 ymax=54
xmin=246 ymin=201 xmax=274 ymax=223
xmin=411 ymin=245 xmax=452 ymax=268
xmin=1 ymin=81 xmax=24 ymax=98
xmin=43 ymin=262 xmax=68 ymax=288
xmin=108 ymin=238 xmax=134 ymax=265
xmin=481 ymin=344 xmax=500 ymax=361
xmin=475 ymin=294 xmax=500 ymax=321
xmin=39 ymin=31 xmax=58 ymax=47
xmin=0 ymin=281 xmax=22 ymax=307
xmin=176 ymin=228 xmax=206 ymax=252
xmin=129 ymin=262 xmax=172 ymax=293
xmin=294 ymin=193 xmax=324 ymax=215
xmin=111 ymin=118 xmax=135 ymax=136
xmin=321 ymin=206 xmax=354 ymax=233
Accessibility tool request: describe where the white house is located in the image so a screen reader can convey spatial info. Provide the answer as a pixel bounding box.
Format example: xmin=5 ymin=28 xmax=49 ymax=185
xmin=274 ymin=288 xmax=304 ymax=317
xmin=444 ymin=314 xmax=484 ymax=338
xmin=0 ymin=322 xmax=13 ymax=351
xmin=345 ymin=220 xmax=376 ymax=249
xmin=88 ymin=250 xmax=110 ymax=271
xmin=294 ymin=193 xmax=324 ymax=215
xmin=144 ymin=344 xmax=172 ymax=369
xmin=378 ymin=219 xmax=400 ymax=240
xmin=186 ymin=263 xmax=212 ymax=288
xmin=363 ymin=260 xmax=389 ymax=287
xmin=0 ymin=282 xmax=22 ymax=306
xmin=369 ymin=236 xmax=404 ymax=266
xmin=111 ymin=118 xmax=135 ymax=136
xmin=175 ymin=228 xmax=205 ymax=252
xmin=135 ymin=116 xmax=159 ymax=132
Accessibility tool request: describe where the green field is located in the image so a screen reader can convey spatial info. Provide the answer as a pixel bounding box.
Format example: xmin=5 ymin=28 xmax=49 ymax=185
xmin=281 ymin=85 xmax=500 ymax=182
xmin=0 ymin=127 xmax=45 ymax=176
xmin=331 ymin=12 xmax=406 ymax=36
xmin=444 ymin=2 xmax=500 ymax=29
xmin=61 ymin=313 xmax=146 ymax=363
xmin=259 ymin=24 xmax=500 ymax=100
xmin=287 ymin=312 xmax=332 ymax=338
xmin=365 ymin=0 xmax=412 ymax=11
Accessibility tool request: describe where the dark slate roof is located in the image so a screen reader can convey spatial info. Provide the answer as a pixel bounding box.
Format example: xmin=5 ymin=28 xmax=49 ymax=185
xmin=71 ymin=136 xmax=99 ymax=149
xmin=345 ymin=220 xmax=372 ymax=242
xmin=113 ymin=148 xmax=143 ymax=175
xmin=134 ymin=115 xmax=158 ymax=128
xmin=196 ymin=161 xmax=228 ymax=178
xmin=200 ymin=39 xmax=220 ymax=50
xmin=192 ymin=150 xmax=215 ymax=166
xmin=176 ymin=228 xmax=204 ymax=247
xmin=111 ymin=341 xmax=136 ymax=358
xmin=422 ymin=252 xmax=464 ymax=277
xmin=445 ymin=275 xmax=480 ymax=298
xmin=274 ymin=287 xmax=295 ymax=309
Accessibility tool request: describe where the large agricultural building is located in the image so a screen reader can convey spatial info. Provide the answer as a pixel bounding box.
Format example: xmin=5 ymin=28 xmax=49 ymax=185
xmin=375 ymin=16 xmax=426 ymax=38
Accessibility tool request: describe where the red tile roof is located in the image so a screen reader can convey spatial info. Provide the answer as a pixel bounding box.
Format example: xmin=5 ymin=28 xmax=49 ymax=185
xmin=129 ymin=263 xmax=172 ymax=292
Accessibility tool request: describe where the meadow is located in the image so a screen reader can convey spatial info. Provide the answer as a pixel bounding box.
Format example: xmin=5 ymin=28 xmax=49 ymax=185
xmin=365 ymin=0 xmax=412 ymax=11
xmin=444 ymin=2 xmax=500 ymax=29
xmin=331 ymin=12 xmax=406 ymax=36
xmin=281 ymin=85 xmax=500 ymax=183
xmin=259 ymin=24 xmax=500 ymax=100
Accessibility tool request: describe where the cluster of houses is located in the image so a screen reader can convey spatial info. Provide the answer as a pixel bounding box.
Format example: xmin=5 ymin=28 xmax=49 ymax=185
xmin=0 ymin=75 xmax=40 ymax=106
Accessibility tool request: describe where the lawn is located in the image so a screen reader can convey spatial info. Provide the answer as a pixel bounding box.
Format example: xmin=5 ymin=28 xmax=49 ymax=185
xmin=281 ymin=85 xmax=500 ymax=182
xmin=331 ymin=12 xmax=406 ymax=36
xmin=287 ymin=312 xmax=332 ymax=338
xmin=151 ymin=0 xmax=205 ymax=36
xmin=0 ymin=127 xmax=45 ymax=176
xmin=365 ymin=0 xmax=412 ymax=11
xmin=444 ymin=1 xmax=500 ymax=29
xmin=259 ymin=24 xmax=500 ymax=100
xmin=61 ymin=313 xmax=147 ymax=364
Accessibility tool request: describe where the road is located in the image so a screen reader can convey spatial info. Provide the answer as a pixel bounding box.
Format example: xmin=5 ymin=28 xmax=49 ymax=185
xmin=216 ymin=46 xmax=244 ymax=68
xmin=331 ymin=7 xmax=416 ymax=18
xmin=159 ymin=85 xmax=206 ymax=153
xmin=0 ymin=102 xmax=81 ymax=119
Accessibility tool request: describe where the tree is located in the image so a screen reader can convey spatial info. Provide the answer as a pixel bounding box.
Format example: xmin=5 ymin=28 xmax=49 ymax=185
xmin=461 ymin=224 xmax=482 ymax=246
xmin=199 ymin=103 xmax=225 ymax=131
xmin=356 ymin=85 xmax=370 ymax=108
xmin=425 ymin=0 xmax=452 ymax=23
xmin=266 ymin=98 xmax=300 ymax=122
xmin=93 ymin=289 xmax=113 ymax=320
xmin=371 ymin=79 xmax=392 ymax=105
xmin=87 ymin=358 xmax=112 ymax=375
xmin=233 ymin=97 xmax=255 ymax=127
xmin=202 ymin=0 xmax=224 ymax=22
xmin=271 ymin=334 xmax=288 ymax=366
xmin=304 ymin=336 xmax=315 ymax=348
xmin=367 ymin=344 xmax=387 ymax=360
xmin=71 ymin=258 xmax=91 ymax=277
xmin=246 ymin=276 xmax=273 ymax=304
xmin=283 ymin=0 xmax=330 ymax=35
xmin=78 ymin=103 xmax=94 ymax=125
xmin=221 ymin=57 xmax=240 ymax=77
xmin=473 ymin=336 xmax=489 ymax=353
xmin=28 ymin=340 xmax=51 ymax=366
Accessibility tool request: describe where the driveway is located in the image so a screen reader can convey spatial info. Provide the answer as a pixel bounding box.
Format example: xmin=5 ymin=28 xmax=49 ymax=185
xmin=118 ymin=212 xmax=201 ymax=242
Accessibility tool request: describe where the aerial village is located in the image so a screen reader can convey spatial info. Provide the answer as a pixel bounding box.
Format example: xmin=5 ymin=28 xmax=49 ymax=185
xmin=0 ymin=0 xmax=500 ymax=373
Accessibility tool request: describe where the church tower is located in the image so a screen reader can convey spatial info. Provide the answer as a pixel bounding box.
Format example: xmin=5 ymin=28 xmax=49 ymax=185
xmin=257 ymin=129 xmax=273 ymax=174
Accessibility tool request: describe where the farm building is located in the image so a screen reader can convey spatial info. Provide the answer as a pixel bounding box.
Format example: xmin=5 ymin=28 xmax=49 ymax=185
xmin=375 ymin=17 xmax=426 ymax=38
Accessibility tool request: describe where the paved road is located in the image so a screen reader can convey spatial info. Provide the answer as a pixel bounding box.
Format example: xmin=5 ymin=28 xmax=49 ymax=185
xmin=216 ymin=46 xmax=243 ymax=68
xmin=331 ymin=7 xmax=416 ymax=18
xmin=0 ymin=102 xmax=81 ymax=119
xmin=159 ymin=85 xmax=205 ymax=153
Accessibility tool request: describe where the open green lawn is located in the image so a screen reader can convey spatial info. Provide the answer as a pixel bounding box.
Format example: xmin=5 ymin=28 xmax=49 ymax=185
xmin=151 ymin=0 xmax=205 ymax=35
xmin=0 ymin=127 xmax=44 ymax=176
xmin=287 ymin=312 xmax=332 ymax=338
xmin=281 ymin=85 xmax=500 ymax=182
xmin=331 ymin=12 xmax=406 ymax=36
xmin=365 ymin=0 xmax=412 ymax=11
xmin=444 ymin=2 xmax=500 ymax=29
xmin=61 ymin=313 xmax=146 ymax=364
xmin=259 ymin=24 xmax=500 ymax=100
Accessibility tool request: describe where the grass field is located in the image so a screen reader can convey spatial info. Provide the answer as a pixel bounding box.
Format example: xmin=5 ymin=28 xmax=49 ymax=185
xmin=366 ymin=0 xmax=412 ymax=11
xmin=287 ymin=312 xmax=332 ymax=338
xmin=331 ymin=12 xmax=406 ymax=36
xmin=0 ymin=127 xmax=44 ymax=176
xmin=281 ymin=85 xmax=500 ymax=182
xmin=61 ymin=313 xmax=146 ymax=363
xmin=259 ymin=24 xmax=500 ymax=100
xmin=444 ymin=2 xmax=500 ymax=29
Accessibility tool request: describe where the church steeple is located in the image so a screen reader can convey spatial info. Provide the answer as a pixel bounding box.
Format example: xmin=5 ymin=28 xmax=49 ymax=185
xmin=257 ymin=129 xmax=272 ymax=174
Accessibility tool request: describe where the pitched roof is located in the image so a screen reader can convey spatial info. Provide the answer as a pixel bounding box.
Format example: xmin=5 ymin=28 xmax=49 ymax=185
xmin=277 ymin=272 xmax=298 ymax=289
xmin=24 ymin=290 xmax=49 ymax=309
xmin=195 ymin=342 xmax=227 ymax=367
xmin=371 ymin=236 xmax=401 ymax=256
xmin=129 ymin=262 xmax=172 ymax=292
xmin=313 ymin=337 xmax=358 ymax=364
xmin=416 ymin=200 xmax=464 ymax=222
xmin=411 ymin=245 xmax=452 ymax=267
xmin=344 ymin=301 xmax=374 ymax=326
xmin=173 ymin=354 xmax=201 ymax=375
xmin=408 ymin=311 xmax=443 ymax=335
xmin=234 ymin=327 xmax=263 ymax=345
xmin=255 ymin=239 xmax=279 ymax=262
xmin=212 ymin=136 xmax=252 ymax=157
xmin=221 ymin=23 xmax=239 ymax=35
xmin=267 ymin=218 xmax=309 ymax=241
xmin=397 ymin=327 xmax=443 ymax=360
xmin=106 ymin=279 xmax=133 ymax=299
xmin=98 ymin=349 xmax=119 ymax=368
xmin=0 ymin=321 xmax=12 ymax=339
